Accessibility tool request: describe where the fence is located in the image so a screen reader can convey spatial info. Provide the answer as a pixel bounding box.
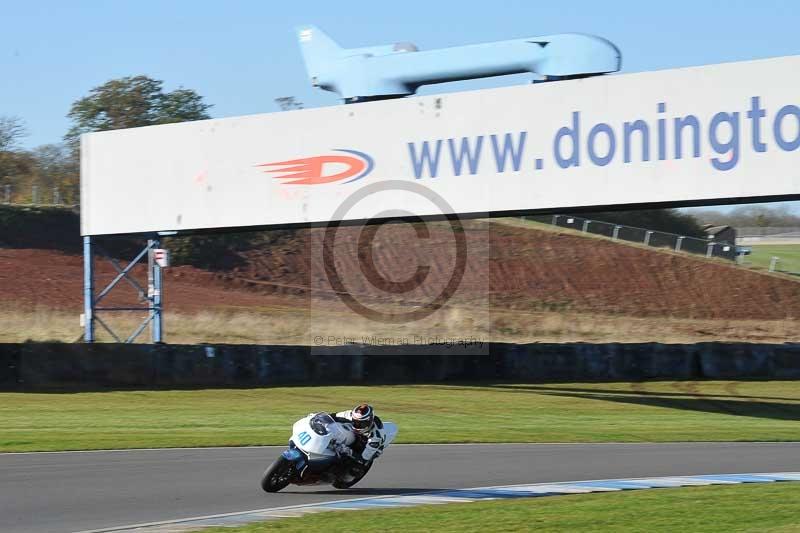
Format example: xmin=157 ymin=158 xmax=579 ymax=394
xmin=532 ymin=214 xmax=737 ymax=261
xmin=1 ymin=184 xmax=78 ymax=207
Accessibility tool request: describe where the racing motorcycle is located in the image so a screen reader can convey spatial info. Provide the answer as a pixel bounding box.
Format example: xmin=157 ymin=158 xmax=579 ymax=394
xmin=261 ymin=412 xmax=398 ymax=492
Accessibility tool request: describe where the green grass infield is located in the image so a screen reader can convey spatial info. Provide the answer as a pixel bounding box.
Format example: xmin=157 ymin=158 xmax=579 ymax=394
xmin=1 ymin=381 xmax=799 ymax=452
xmin=197 ymin=483 xmax=800 ymax=533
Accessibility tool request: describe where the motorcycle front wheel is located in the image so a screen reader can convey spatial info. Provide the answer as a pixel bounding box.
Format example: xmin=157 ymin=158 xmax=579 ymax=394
xmin=261 ymin=457 xmax=293 ymax=493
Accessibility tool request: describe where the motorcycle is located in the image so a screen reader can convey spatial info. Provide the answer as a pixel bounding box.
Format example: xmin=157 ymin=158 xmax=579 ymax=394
xmin=261 ymin=412 xmax=398 ymax=493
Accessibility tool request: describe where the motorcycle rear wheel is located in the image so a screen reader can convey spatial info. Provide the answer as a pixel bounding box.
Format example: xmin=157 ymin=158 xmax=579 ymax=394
xmin=261 ymin=457 xmax=293 ymax=493
xmin=333 ymin=461 xmax=372 ymax=489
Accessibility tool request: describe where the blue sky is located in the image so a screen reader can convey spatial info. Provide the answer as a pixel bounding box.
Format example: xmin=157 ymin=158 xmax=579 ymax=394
xmin=3 ymin=0 xmax=799 ymax=149
xmin=2 ymin=1 xmax=798 ymax=214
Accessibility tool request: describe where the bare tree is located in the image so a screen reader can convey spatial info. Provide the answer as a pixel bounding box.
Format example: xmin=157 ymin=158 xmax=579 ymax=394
xmin=0 ymin=116 xmax=27 ymax=151
xmin=274 ymin=96 xmax=304 ymax=111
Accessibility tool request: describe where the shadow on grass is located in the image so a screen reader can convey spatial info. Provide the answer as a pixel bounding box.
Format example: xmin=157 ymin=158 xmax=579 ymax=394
xmin=483 ymin=384 xmax=800 ymax=422
xmin=480 ymin=384 xmax=800 ymax=403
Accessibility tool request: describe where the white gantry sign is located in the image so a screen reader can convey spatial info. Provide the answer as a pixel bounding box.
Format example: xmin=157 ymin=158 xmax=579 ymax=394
xmin=81 ymin=55 xmax=800 ymax=236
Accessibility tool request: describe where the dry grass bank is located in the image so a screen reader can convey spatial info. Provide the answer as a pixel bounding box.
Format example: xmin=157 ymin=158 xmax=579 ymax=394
xmin=1 ymin=306 xmax=797 ymax=345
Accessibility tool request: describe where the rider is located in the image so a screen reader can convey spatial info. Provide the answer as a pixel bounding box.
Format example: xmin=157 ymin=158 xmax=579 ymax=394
xmin=330 ymin=403 xmax=385 ymax=464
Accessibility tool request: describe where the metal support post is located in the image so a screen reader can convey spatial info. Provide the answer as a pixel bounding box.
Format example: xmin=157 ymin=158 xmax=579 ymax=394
xmin=552 ymin=214 xmax=560 ymax=226
xmin=612 ymin=225 xmax=620 ymax=240
xmin=149 ymin=238 xmax=163 ymax=342
xmin=4 ymin=184 xmax=9 ymax=204
xmin=582 ymin=220 xmax=590 ymax=233
xmin=644 ymin=231 xmax=653 ymax=246
xmin=769 ymin=256 xmax=779 ymax=272
xmin=706 ymin=242 xmax=715 ymax=258
xmin=675 ymin=236 xmax=685 ymax=252
xmin=32 ymin=185 xmax=39 ymax=205
xmin=83 ymin=235 xmax=95 ymax=342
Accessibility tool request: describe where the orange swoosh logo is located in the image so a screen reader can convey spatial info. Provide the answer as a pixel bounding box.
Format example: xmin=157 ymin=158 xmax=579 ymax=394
xmin=257 ymin=149 xmax=374 ymax=185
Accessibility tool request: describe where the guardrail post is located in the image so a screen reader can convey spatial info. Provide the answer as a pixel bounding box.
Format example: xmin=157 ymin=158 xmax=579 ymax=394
xmin=83 ymin=236 xmax=95 ymax=342
xmin=148 ymin=238 xmax=163 ymax=343
xmin=31 ymin=185 xmax=39 ymax=205
xmin=706 ymin=242 xmax=715 ymax=258
xmin=582 ymin=220 xmax=590 ymax=232
xmin=3 ymin=184 xmax=9 ymax=204
xmin=552 ymin=214 xmax=560 ymax=226
xmin=675 ymin=236 xmax=685 ymax=252
xmin=769 ymin=256 xmax=779 ymax=272
xmin=644 ymin=231 xmax=653 ymax=246
xmin=612 ymin=225 xmax=620 ymax=240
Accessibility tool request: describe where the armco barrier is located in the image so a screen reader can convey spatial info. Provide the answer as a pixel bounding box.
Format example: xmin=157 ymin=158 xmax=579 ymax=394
xmin=0 ymin=342 xmax=798 ymax=391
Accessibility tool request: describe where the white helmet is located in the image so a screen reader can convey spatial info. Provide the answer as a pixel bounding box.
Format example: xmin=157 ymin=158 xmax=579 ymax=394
xmin=350 ymin=403 xmax=375 ymax=435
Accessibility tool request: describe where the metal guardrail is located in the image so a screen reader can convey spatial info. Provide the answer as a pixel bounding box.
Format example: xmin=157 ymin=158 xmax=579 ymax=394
xmin=534 ymin=214 xmax=737 ymax=261
xmin=534 ymin=215 xmax=800 ymax=274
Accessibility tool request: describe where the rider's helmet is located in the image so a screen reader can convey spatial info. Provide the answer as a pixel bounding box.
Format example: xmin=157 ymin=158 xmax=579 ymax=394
xmin=350 ymin=403 xmax=375 ymax=436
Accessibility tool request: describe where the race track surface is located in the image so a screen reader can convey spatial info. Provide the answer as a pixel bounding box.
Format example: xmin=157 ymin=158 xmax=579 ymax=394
xmin=2 ymin=442 xmax=799 ymax=533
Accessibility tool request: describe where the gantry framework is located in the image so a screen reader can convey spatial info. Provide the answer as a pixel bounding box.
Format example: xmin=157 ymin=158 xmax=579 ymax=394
xmin=82 ymin=235 xmax=163 ymax=343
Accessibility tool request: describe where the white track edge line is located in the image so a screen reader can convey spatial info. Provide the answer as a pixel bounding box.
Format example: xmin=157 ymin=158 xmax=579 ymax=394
xmin=71 ymin=471 xmax=800 ymax=533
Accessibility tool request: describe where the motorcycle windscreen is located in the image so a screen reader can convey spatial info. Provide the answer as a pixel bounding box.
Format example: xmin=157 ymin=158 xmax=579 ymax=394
xmin=292 ymin=414 xmax=337 ymax=456
xmin=309 ymin=413 xmax=336 ymax=435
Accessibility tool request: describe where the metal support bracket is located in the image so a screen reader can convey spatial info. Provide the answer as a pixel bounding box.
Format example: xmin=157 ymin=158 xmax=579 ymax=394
xmin=82 ymin=235 xmax=164 ymax=343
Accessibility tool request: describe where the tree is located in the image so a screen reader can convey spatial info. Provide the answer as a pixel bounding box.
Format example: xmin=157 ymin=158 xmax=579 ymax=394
xmin=64 ymin=75 xmax=212 ymax=150
xmin=0 ymin=116 xmax=27 ymax=152
xmin=0 ymin=117 xmax=32 ymax=199
xmin=694 ymin=204 xmax=800 ymax=228
xmin=0 ymin=150 xmax=34 ymax=189
xmin=30 ymin=143 xmax=79 ymax=203
xmin=275 ymin=96 xmax=304 ymax=111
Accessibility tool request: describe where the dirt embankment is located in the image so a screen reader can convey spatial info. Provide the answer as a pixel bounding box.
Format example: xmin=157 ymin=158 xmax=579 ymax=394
xmin=212 ymin=220 xmax=800 ymax=320
xmin=2 ymin=218 xmax=800 ymax=321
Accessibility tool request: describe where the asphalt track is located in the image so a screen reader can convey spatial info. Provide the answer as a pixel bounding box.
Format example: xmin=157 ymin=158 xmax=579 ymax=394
xmin=1 ymin=443 xmax=799 ymax=533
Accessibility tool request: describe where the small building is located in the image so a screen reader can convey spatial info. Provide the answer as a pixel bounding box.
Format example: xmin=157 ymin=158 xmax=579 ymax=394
xmin=703 ymin=224 xmax=736 ymax=244
xmin=702 ymin=224 xmax=737 ymax=260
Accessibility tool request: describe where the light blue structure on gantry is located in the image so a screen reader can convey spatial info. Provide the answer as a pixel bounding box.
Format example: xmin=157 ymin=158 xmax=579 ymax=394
xmin=297 ymin=25 xmax=622 ymax=103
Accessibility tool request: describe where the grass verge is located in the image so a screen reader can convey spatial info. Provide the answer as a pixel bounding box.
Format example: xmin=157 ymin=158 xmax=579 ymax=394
xmin=748 ymin=244 xmax=800 ymax=275
xmin=197 ymin=483 xmax=800 ymax=533
xmin=2 ymin=308 xmax=799 ymax=344
xmin=1 ymin=381 xmax=798 ymax=452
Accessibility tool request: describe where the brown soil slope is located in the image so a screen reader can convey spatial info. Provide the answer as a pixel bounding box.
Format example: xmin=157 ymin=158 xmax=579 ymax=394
xmin=0 ymin=249 xmax=284 ymax=312
xmin=219 ymin=220 xmax=800 ymax=320
xmin=1 ymin=220 xmax=799 ymax=320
